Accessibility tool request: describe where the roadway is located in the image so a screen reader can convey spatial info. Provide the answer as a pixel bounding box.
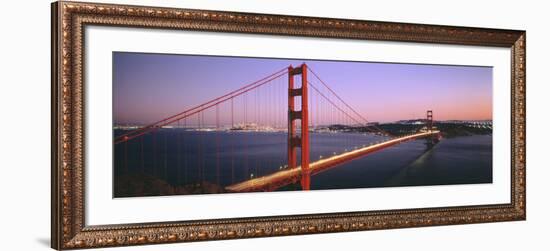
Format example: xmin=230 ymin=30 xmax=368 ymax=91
xmin=225 ymin=130 xmax=440 ymax=192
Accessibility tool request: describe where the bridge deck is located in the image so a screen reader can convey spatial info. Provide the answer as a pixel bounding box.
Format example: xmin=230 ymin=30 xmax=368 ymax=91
xmin=225 ymin=130 xmax=440 ymax=192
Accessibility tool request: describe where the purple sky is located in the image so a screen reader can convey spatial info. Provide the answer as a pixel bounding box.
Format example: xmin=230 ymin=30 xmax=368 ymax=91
xmin=113 ymin=52 xmax=492 ymax=125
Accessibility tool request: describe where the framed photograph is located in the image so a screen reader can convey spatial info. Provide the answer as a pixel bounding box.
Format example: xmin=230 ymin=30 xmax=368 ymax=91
xmin=51 ymin=1 xmax=526 ymax=249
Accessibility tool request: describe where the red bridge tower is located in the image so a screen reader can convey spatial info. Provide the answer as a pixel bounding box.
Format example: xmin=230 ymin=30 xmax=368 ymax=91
xmin=427 ymin=110 xmax=433 ymax=131
xmin=288 ymin=64 xmax=310 ymax=190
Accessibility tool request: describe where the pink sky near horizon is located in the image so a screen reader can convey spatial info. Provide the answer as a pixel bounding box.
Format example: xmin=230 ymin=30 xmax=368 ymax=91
xmin=113 ymin=52 xmax=492 ymax=125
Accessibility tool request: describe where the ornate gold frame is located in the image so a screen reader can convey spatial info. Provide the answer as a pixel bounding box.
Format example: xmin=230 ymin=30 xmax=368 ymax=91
xmin=51 ymin=1 xmax=526 ymax=249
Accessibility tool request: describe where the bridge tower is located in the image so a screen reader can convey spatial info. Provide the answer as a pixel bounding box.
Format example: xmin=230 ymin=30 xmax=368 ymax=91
xmin=427 ymin=110 xmax=433 ymax=131
xmin=288 ymin=64 xmax=310 ymax=190
xmin=426 ymin=110 xmax=440 ymax=148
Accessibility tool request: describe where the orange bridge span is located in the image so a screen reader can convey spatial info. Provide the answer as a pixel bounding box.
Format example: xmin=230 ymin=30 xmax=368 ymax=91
xmin=226 ymin=130 xmax=440 ymax=192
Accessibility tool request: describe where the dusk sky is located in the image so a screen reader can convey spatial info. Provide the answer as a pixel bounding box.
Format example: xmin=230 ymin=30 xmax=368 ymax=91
xmin=113 ymin=52 xmax=492 ymax=125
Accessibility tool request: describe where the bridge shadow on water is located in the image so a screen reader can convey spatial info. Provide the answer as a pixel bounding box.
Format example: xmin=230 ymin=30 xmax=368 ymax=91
xmin=384 ymin=135 xmax=493 ymax=188
xmin=309 ymin=135 xmax=492 ymax=191
xmin=384 ymin=140 xmax=439 ymax=186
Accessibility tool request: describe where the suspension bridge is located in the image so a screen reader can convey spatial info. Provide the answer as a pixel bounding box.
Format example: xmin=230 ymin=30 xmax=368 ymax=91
xmin=114 ymin=63 xmax=440 ymax=193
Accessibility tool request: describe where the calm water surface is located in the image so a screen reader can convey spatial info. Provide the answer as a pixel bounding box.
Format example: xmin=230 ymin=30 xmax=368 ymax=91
xmin=114 ymin=130 xmax=492 ymax=191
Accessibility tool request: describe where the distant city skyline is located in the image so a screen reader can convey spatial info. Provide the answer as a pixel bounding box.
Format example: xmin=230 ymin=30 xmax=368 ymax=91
xmin=113 ymin=52 xmax=492 ymax=125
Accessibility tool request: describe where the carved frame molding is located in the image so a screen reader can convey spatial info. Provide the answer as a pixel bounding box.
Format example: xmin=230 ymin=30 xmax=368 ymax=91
xmin=51 ymin=1 xmax=526 ymax=249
